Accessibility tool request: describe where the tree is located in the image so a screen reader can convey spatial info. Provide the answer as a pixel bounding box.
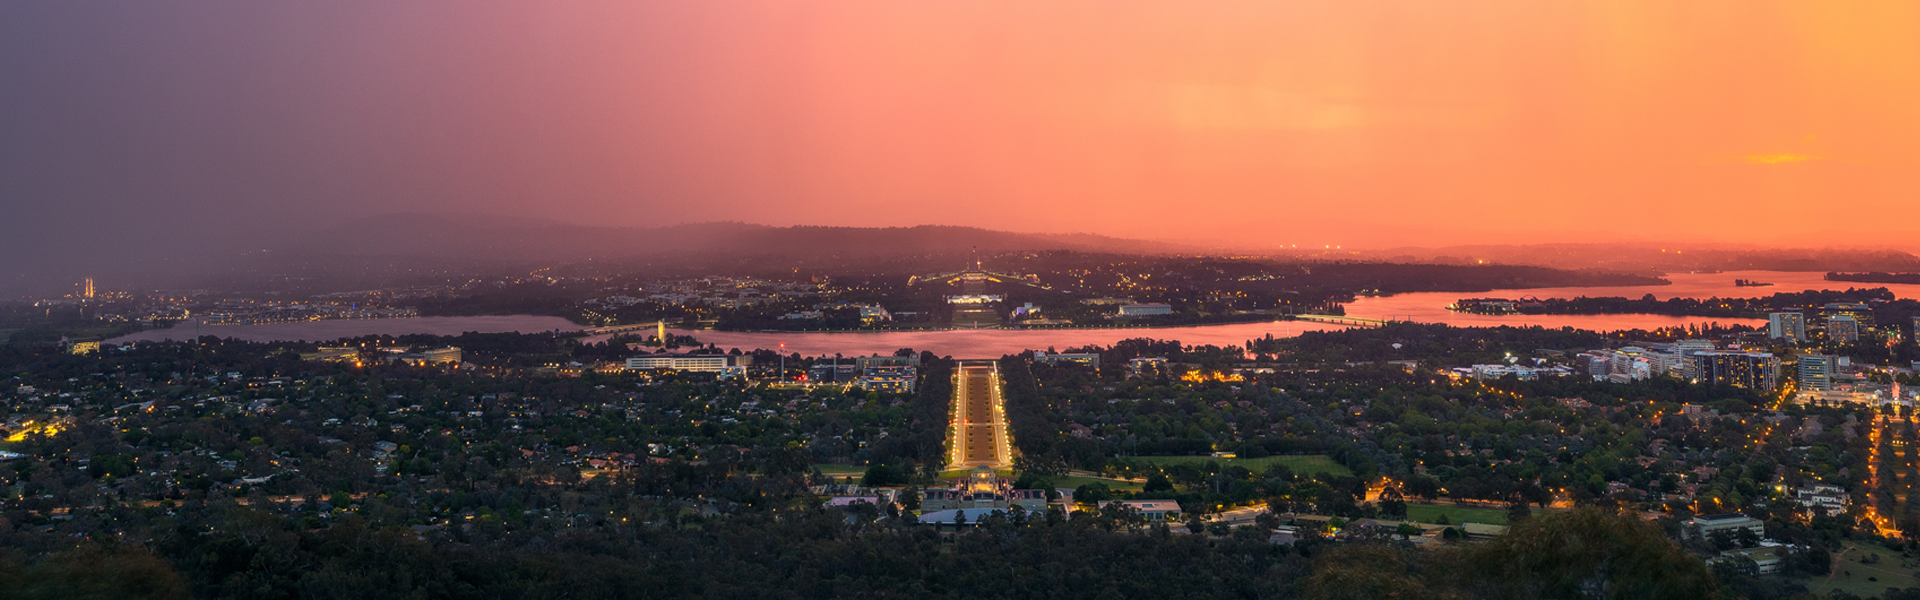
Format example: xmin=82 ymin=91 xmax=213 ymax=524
xmin=1406 ymin=475 xmax=1441 ymax=501
xmin=899 ymin=486 xmax=921 ymax=511
xmin=1074 ymin=483 xmax=1112 ymax=504
xmin=863 ymin=464 xmax=904 ymax=487
xmin=1505 ymin=502 xmax=1532 ymax=523
xmin=1395 ymin=523 xmax=1421 ymax=540
xmin=1379 ymin=497 xmax=1407 ymax=520
xmin=1143 ymin=474 xmax=1175 ymax=493
xmin=1449 ymin=508 xmax=1718 ymax=599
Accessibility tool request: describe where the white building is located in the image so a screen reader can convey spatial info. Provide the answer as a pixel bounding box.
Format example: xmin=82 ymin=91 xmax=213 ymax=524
xmin=1117 ymin=303 xmax=1173 ymax=317
xmin=626 ymin=354 xmax=738 ymax=372
xmin=1684 ymin=513 xmax=1765 ymax=540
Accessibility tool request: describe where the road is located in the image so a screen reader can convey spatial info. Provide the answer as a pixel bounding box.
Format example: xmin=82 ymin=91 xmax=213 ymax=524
xmin=950 ymin=361 xmax=1012 ymax=468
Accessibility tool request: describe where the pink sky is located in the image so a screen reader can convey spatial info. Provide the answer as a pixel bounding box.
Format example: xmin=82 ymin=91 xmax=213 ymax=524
xmin=4 ymin=0 xmax=1919 ymax=258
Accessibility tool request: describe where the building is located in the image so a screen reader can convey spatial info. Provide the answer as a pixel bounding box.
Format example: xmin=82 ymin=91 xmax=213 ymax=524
xmin=1768 ymin=312 xmax=1806 ymax=342
xmin=1799 ymin=354 xmax=1837 ymax=391
xmin=1714 ymin=547 xmax=1787 ymax=576
xmin=1607 ymin=347 xmax=1653 ymax=381
xmin=1126 ymin=357 xmax=1169 ymax=378
xmin=856 ymin=365 xmax=919 ymax=393
xmin=1686 ymin=351 xmax=1780 ymax=391
xmin=1117 ymin=303 xmax=1173 ymax=317
xmin=808 ymin=363 xmax=859 ymax=382
xmin=1577 ymin=351 xmax=1613 ymax=380
xmin=1684 ymin=513 xmax=1765 ymax=540
xmin=420 ymin=347 xmax=462 ymax=364
xmin=625 ymin=354 xmax=740 ymax=372
xmin=1790 ymin=484 xmax=1847 ymax=518
xmin=855 ymin=354 xmax=921 ymax=369
xmin=1827 ymin=315 xmax=1860 ymax=343
xmin=918 ymin=466 xmax=1050 ymax=512
xmin=67 ymin=340 xmax=100 ymax=355
xmin=1099 ymin=499 xmax=1183 ymax=521
xmin=1033 ymin=351 xmax=1101 ymax=369
xmin=301 ymin=346 xmax=359 ymax=362
xmin=1642 ymin=340 xmax=1715 ymax=377
xmin=1472 ymin=364 xmax=1540 ymax=381
xmin=1823 ymin=302 xmax=1875 ymax=331
xmin=857 ymin=305 xmax=891 ymax=323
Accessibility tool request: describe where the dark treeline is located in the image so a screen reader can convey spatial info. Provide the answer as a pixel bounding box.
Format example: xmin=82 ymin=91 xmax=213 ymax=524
xmin=1829 ymin=272 xmax=1920 ymax=285
xmin=0 ymin=502 xmax=1723 ymax=600
xmin=1509 ymin=288 xmax=1905 ymax=319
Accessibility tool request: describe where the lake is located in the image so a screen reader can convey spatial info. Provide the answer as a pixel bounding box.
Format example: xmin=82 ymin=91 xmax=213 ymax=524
xmin=1340 ymin=270 xmax=1920 ymax=332
xmin=107 ymin=270 xmax=1920 ymax=357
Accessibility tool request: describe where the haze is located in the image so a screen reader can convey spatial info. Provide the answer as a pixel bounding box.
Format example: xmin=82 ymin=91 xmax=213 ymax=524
xmin=4 ymin=1 xmax=1919 ymax=291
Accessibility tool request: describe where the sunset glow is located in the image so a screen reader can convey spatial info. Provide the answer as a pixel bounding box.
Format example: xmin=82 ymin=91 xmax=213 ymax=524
xmin=3 ymin=0 xmax=1919 ymax=283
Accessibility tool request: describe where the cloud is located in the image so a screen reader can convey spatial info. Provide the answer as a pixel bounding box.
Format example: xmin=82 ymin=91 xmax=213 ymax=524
xmin=1744 ymin=153 xmax=1819 ymax=165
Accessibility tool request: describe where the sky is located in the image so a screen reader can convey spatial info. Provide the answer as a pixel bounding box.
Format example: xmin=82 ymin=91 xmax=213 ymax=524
xmin=3 ymin=1 xmax=1919 ymax=292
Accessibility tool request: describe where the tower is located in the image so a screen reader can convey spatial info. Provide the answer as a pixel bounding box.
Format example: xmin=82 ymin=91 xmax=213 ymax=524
xmin=657 ymin=320 xmax=667 ymax=347
xmin=83 ymin=277 xmax=94 ymax=299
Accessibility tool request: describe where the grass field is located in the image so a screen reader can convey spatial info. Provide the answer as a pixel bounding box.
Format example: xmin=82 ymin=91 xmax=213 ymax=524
xmin=812 ymin=464 xmax=867 ymax=484
xmin=1045 ymin=475 xmax=1144 ymax=491
xmin=1801 ymin=541 xmax=1920 ymax=598
xmin=1403 ymin=503 xmax=1509 ymax=525
xmin=1130 ymin=455 xmax=1353 ymax=478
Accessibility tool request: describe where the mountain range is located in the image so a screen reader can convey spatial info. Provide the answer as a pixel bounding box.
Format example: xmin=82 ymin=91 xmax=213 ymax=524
xmin=277 ymin=213 xmax=1196 ymax=263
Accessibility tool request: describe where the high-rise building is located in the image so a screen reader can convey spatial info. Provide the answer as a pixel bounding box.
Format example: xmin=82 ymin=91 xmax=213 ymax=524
xmin=1828 ymin=315 xmax=1860 ymax=343
xmin=83 ymin=277 xmax=95 ymax=299
xmin=1687 ymin=351 xmax=1780 ymax=391
xmin=1768 ymin=312 xmax=1806 ymax=342
xmin=1799 ymin=354 xmax=1836 ymax=391
xmin=1823 ymin=302 xmax=1875 ymax=331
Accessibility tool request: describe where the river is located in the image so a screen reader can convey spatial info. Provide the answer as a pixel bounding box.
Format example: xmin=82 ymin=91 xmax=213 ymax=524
xmin=107 ymin=270 xmax=1920 ymax=357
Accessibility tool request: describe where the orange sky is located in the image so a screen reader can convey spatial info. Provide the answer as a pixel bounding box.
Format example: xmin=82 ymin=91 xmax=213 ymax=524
xmin=4 ymin=0 xmax=1919 ymax=256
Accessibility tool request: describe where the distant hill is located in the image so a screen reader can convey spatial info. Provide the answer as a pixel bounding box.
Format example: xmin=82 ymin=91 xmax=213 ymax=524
xmin=1344 ymin=243 xmax=1920 ymax=274
xmin=276 ymin=213 xmax=1194 ymax=263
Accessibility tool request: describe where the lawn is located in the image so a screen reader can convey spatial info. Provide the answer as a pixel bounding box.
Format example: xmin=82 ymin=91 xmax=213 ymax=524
xmin=1801 ymin=541 xmax=1920 ymax=598
xmin=1402 ymin=503 xmax=1509 ymax=525
xmin=812 ymin=464 xmax=867 ymax=484
xmin=1044 ymin=474 xmax=1144 ymax=492
xmin=1131 ymin=455 xmax=1353 ymax=478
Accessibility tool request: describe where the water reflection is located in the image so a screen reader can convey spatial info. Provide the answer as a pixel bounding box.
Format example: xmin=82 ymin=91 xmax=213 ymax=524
xmin=106 ymin=270 xmax=1920 ymax=357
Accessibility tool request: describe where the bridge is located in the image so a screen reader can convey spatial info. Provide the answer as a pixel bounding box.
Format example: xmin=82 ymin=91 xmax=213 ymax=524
xmin=947 ymin=360 xmax=1013 ymax=469
xmin=1292 ymin=314 xmax=1417 ymax=328
xmin=577 ymin=320 xmax=671 ymax=341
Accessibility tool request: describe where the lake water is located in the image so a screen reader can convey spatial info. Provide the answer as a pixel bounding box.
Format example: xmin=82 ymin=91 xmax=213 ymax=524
xmin=1341 ymin=270 xmax=1920 ymax=332
xmin=107 ymin=270 xmax=1920 ymax=357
